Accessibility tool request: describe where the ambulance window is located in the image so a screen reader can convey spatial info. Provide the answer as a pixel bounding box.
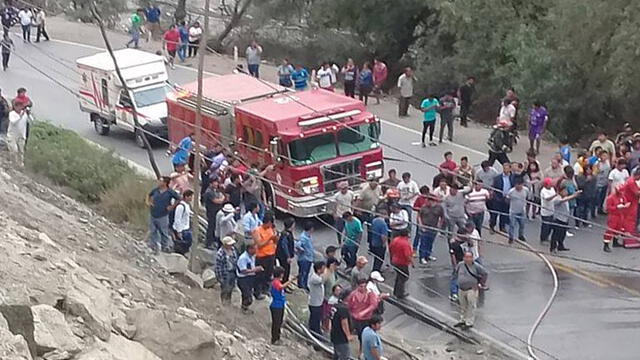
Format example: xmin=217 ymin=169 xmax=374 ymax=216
xmin=101 ymin=79 xmax=109 ymax=106
xmin=242 ymin=126 xmax=254 ymax=148
xmin=119 ymin=90 xmax=132 ymax=108
xmin=254 ymin=130 xmax=264 ymax=148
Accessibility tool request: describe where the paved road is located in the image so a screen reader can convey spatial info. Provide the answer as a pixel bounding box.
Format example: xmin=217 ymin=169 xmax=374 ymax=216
xmin=6 ymin=27 xmax=640 ymax=360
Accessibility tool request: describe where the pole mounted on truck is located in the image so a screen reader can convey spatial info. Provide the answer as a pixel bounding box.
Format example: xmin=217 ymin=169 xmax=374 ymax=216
xmin=90 ymin=4 xmax=161 ymax=180
xmin=189 ymin=0 xmax=212 ymax=272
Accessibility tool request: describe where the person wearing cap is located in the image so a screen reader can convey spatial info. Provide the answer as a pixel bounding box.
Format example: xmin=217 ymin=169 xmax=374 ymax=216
xmin=215 ymin=203 xmax=238 ymax=248
xmin=366 ymin=271 xmax=390 ymax=315
xmin=215 ymin=236 xmax=239 ymax=305
xmin=333 ymin=181 xmax=355 ymax=243
xmin=539 ymin=177 xmax=557 ymax=243
xmin=347 ymin=277 xmax=381 ymax=357
xmin=253 ymin=211 xmax=278 ymax=296
xmin=369 ymin=208 xmax=390 ymax=272
xmin=295 ymin=221 xmax=315 ymax=290
xmin=389 ymin=228 xmax=413 ymax=299
xmin=350 ymin=256 xmax=369 ymax=289
xmin=342 ymin=211 xmax=363 ymax=269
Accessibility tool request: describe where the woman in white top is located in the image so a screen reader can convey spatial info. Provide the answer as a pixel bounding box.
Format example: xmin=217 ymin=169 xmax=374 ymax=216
xmin=188 ymin=22 xmax=203 ymax=58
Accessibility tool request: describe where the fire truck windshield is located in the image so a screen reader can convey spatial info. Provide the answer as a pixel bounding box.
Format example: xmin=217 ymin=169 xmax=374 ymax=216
xmin=133 ymin=84 xmax=173 ymax=108
xmin=288 ymin=122 xmax=380 ymax=166
xmin=288 ymin=133 xmax=337 ymax=166
xmin=336 ymin=122 xmax=380 ymax=156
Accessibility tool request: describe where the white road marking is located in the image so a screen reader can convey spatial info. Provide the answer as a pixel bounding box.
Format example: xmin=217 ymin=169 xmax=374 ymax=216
xmin=381 ymin=119 xmax=486 ymax=156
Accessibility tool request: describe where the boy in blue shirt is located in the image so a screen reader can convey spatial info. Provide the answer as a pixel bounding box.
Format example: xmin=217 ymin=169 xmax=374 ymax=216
xmin=291 ymin=64 xmax=309 ymax=91
xmin=270 ymin=266 xmax=296 ymax=345
xmin=559 ymin=138 xmax=571 ymax=164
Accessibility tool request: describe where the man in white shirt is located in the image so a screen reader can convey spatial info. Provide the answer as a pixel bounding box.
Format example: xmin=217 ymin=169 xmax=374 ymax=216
xmin=498 ymin=98 xmax=516 ymax=128
xmin=432 ymin=177 xmax=450 ymax=200
xmin=187 ymin=22 xmax=203 ymax=58
xmin=539 ymin=178 xmax=557 ymax=243
xmin=172 ymin=190 xmax=193 ymax=255
xmin=316 ymin=62 xmax=336 ymax=91
xmin=465 ymin=180 xmax=490 ymax=235
xmin=461 ymin=222 xmax=481 ymax=262
xmin=397 ymin=172 xmax=419 ymax=235
xmin=333 ymin=181 xmax=354 ymax=243
xmin=18 ymin=8 xmax=33 ymax=42
xmin=7 ymin=103 xmax=29 ymax=167
xmin=397 ymin=67 xmax=414 ymax=117
xmin=608 ymin=159 xmax=629 ymax=191
xmin=389 ymin=203 xmax=409 ymax=237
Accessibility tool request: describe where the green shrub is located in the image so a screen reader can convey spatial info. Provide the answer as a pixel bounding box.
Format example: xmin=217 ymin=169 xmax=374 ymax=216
xmin=99 ymin=174 xmax=156 ymax=229
xmin=26 ymin=122 xmax=133 ymax=202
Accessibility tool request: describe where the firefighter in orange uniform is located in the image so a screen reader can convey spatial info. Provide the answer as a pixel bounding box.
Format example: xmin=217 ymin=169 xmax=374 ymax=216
xmin=603 ymin=185 xmax=630 ymax=252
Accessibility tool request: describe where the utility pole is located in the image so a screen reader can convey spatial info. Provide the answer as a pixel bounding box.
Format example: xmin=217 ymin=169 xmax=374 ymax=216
xmin=91 ymin=5 xmax=161 ymax=179
xmin=189 ymin=0 xmax=211 ymax=272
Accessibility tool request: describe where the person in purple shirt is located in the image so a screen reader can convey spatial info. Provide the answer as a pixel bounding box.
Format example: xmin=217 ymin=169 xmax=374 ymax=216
xmin=528 ymin=101 xmax=549 ymax=155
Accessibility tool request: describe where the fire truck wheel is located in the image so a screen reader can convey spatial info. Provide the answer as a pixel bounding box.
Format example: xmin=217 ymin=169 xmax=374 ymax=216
xmin=134 ymin=129 xmax=148 ymax=149
xmin=92 ymin=115 xmax=110 ymax=136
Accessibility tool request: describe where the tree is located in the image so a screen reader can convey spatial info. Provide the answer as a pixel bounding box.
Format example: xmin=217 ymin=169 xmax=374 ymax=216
xmin=209 ymin=0 xmax=255 ymax=51
xmin=175 ymin=0 xmax=187 ymax=22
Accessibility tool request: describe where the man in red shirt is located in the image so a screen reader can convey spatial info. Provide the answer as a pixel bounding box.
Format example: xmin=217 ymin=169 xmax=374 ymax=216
xmin=372 ymin=59 xmax=388 ymax=105
xmin=163 ymin=25 xmax=180 ymax=69
xmin=389 ymin=228 xmax=413 ymax=299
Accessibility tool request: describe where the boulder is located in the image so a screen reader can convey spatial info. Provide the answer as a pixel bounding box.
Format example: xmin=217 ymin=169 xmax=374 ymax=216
xmin=178 ymin=270 xmax=204 ymax=289
xmin=156 ymin=253 xmax=188 ymax=274
xmin=75 ymin=334 xmax=161 ymax=360
xmin=31 ymin=304 xmax=81 ymax=356
xmin=0 ymin=326 xmax=33 ymax=360
xmin=126 ymin=308 xmax=217 ymax=360
xmin=202 ymin=269 xmax=216 ymax=289
xmin=176 ymin=307 xmax=198 ymax=320
xmin=61 ymin=267 xmax=114 ymax=341
xmin=38 ymin=232 xmax=60 ymax=250
xmin=0 ymin=305 xmax=36 ymax=357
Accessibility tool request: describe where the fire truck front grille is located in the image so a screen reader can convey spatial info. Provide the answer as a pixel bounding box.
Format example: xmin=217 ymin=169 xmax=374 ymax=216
xmin=322 ymin=159 xmax=362 ymax=192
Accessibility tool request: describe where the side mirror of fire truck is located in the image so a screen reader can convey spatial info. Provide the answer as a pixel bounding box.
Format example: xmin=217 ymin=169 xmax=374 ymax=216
xmin=269 ymin=138 xmax=284 ymax=166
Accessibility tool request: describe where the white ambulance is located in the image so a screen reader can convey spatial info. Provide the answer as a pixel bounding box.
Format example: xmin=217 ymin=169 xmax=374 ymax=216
xmin=76 ymin=48 xmax=173 ymax=147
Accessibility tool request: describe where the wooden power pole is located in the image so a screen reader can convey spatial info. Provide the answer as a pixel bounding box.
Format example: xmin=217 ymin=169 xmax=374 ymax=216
xmin=91 ymin=5 xmax=161 ymax=180
xmin=189 ymin=0 xmax=211 ymax=271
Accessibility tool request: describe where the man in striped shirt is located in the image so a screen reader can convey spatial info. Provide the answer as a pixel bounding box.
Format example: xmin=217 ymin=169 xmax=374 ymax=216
xmin=465 ymin=180 xmax=491 ymax=235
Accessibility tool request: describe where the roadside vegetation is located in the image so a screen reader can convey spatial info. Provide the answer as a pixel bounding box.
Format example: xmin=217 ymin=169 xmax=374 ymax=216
xmin=25 ymin=121 xmax=153 ymax=229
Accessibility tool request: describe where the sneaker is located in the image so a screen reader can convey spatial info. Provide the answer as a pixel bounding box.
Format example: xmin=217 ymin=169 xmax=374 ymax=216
xmin=428 ymin=256 xmax=437 ymax=261
xmin=421 ymin=142 xmax=426 ymax=148
xmin=429 ymin=142 xmax=437 ymax=146
xmin=420 ymin=258 xmax=429 ymax=265
xmin=558 ymin=247 xmax=570 ymax=251
xmin=449 ymin=294 xmax=459 ymax=302
xmin=518 ymin=236 xmax=527 ymax=242
xmin=508 ymin=238 xmax=514 ymax=244
xmin=566 ymin=231 xmax=575 ymax=237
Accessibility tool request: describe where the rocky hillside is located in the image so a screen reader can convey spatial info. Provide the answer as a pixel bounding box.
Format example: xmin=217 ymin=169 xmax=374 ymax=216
xmin=0 ymin=158 xmax=323 ymax=360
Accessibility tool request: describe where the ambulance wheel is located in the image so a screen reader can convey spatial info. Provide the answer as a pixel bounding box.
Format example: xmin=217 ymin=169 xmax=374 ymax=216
xmin=92 ymin=115 xmax=110 ymax=136
xmin=134 ymin=129 xmax=147 ymax=148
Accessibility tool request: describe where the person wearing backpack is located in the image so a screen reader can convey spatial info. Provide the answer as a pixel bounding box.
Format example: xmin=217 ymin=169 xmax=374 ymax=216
xmin=172 ymin=190 xmax=194 ymax=255
xmin=452 ymin=251 xmax=488 ymax=330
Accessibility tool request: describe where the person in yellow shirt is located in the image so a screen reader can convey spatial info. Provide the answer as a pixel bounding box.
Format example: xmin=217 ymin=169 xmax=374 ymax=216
xmin=253 ymin=211 xmax=278 ymax=295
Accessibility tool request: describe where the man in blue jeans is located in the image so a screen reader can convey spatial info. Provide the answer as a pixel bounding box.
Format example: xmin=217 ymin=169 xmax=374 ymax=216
xmin=177 ymin=21 xmax=189 ymax=62
xmin=368 ymin=209 xmax=389 ymax=272
xmin=295 ymin=222 xmax=315 ymax=290
xmin=308 ymin=261 xmax=327 ymax=337
xmin=146 ymin=176 xmax=181 ymax=254
xmin=417 ymin=195 xmax=444 ymax=265
xmin=507 ymin=179 xmax=529 ymax=243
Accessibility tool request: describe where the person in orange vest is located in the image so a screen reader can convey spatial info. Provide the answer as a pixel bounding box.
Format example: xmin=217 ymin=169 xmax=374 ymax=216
xmin=604 ymin=185 xmax=630 ymax=252
xmin=253 ymin=211 xmax=278 ymax=296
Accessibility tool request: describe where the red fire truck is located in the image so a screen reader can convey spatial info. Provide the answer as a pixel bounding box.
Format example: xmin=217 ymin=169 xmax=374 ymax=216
xmin=167 ymin=74 xmax=383 ymax=217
